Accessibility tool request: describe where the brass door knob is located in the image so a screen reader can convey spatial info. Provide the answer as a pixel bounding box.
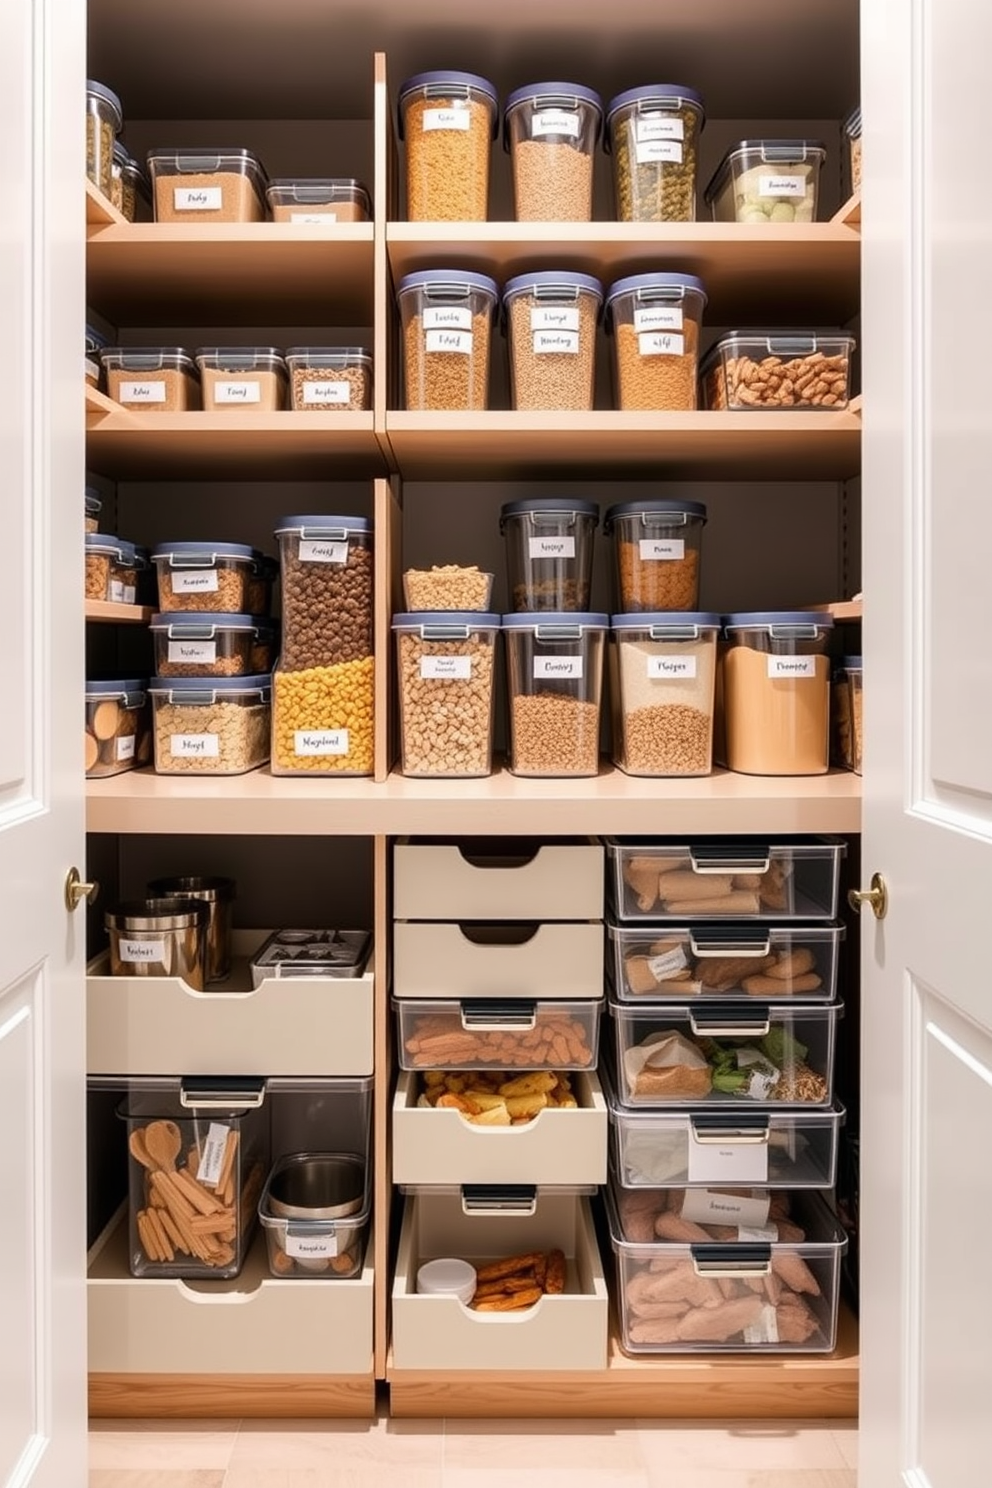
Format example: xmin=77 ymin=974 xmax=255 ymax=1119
xmin=65 ymin=867 xmax=99 ymax=912
xmin=848 ymin=871 xmax=887 ymax=920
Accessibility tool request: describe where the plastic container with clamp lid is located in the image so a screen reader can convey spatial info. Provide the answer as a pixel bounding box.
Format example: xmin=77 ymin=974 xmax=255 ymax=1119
xmin=398 ymin=70 xmax=499 ymax=221
xmin=266 ymin=177 xmax=372 ymax=222
xmin=503 ymin=82 xmax=602 ymax=221
xmin=147 ymin=147 xmax=268 ymax=222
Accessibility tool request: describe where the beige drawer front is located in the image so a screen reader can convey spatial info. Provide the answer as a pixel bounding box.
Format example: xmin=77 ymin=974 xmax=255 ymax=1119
xmin=87 ymin=932 xmax=374 ymax=1077
xmin=88 ymin=1216 xmax=373 ymax=1376
xmin=392 ymin=1192 xmax=607 ymax=1372
xmin=392 ymin=1069 xmax=607 ymax=1186
xmin=393 ymin=838 xmax=604 ymax=920
xmin=393 ymin=921 xmax=603 ymax=1001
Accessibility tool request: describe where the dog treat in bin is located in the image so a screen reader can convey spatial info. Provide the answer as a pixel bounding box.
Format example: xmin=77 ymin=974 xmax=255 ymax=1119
xmin=701 ymin=333 xmax=854 ymax=411
xmin=606 ymin=272 xmax=706 ymax=411
xmin=419 ymin=1069 xmax=579 ymax=1125
xmin=85 ymin=534 xmax=141 ymax=603
xmin=398 ymin=70 xmax=498 ymax=221
xmin=465 ymin=1247 xmax=567 ymax=1310
xmin=85 ymin=679 xmax=148 ymax=777
xmin=504 ymin=82 xmax=602 ymax=222
xmin=606 ymin=84 xmax=705 ymax=223
xmin=399 ymin=1001 xmax=599 ymax=1070
xmin=147 ymin=147 xmax=268 ymax=222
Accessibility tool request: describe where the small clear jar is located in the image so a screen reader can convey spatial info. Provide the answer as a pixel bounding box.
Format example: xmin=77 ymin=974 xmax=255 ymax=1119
xmin=195 ymin=347 xmax=288 ymax=412
xmin=85 ymin=679 xmax=149 ymax=778
xmin=100 ymin=347 xmax=200 ymax=412
xmin=606 ymin=84 xmax=705 ymax=223
xmin=284 ymin=347 xmax=372 ymax=411
xmin=392 ymin=611 xmax=500 ymax=777
xmin=503 ymin=611 xmax=608 ymax=777
xmin=265 ymin=178 xmax=372 ymax=222
xmin=503 ymin=82 xmax=602 ymax=222
xmin=85 ymin=488 xmax=101 ymax=533
xmin=86 ymin=80 xmax=122 ymax=197
xmin=703 ymin=140 xmax=826 ymax=224
xmin=603 ymin=499 xmax=706 ymax=611
xmin=610 ymin=613 xmax=720 ymax=777
xmin=398 ymin=70 xmax=498 ymax=221
xmin=503 ymin=271 xmax=603 ymax=411
xmin=500 ymin=498 xmax=599 ymax=611
xmin=722 ymin=612 xmax=834 ymax=776
xmin=148 ymin=674 xmax=272 ymax=776
xmin=397 ymin=270 xmax=498 ymax=411
xmin=152 ymin=542 xmax=259 ymax=613
xmin=147 ymin=147 xmax=268 ymax=223
xmin=85 ymin=534 xmax=140 ymax=603
xmin=149 ymin=612 xmax=274 ymax=678
xmin=606 ymin=272 xmax=707 ymax=411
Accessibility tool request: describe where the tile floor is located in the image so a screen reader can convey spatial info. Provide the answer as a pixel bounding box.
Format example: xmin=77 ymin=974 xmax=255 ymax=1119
xmin=89 ymin=1415 xmax=858 ymax=1487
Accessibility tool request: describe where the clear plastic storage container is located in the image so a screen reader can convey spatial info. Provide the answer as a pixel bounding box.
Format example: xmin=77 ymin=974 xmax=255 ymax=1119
xmin=118 ymin=151 xmax=151 ymax=221
xmin=265 ymin=178 xmax=371 ymax=222
xmin=195 ymin=347 xmax=287 ymax=412
xmin=258 ymin=1152 xmax=370 ymax=1279
xmin=148 ymin=674 xmax=271 ymax=775
xmin=392 ymin=611 xmax=500 ymax=777
xmin=284 ymin=347 xmax=372 ymax=411
xmin=503 ymin=82 xmax=603 ymax=221
xmin=604 ymin=500 xmax=706 ymax=611
xmin=396 ymin=997 xmax=602 ymax=1071
xmin=608 ymin=920 xmax=844 ymax=1002
xmin=85 ymin=534 xmax=141 ymax=603
xmin=85 ymin=678 xmax=149 ymax=778
xmin=402 ymin=566 xmax=494 ymax=611
xmin=609 ymin=612 xmax=719 ymax=777
xmin=606 ymin=273 xmax=706 ymax=410
xmin=149 ymin=612 xmax=275 ymax=678
xmin=100 ymin=347 xmax=200 ymax=412
xmin=105 ymin=897 xmax=209 ymax=987
xmin=606 ymin=84 xmax=705 ymax=222
xmin=86 ymin=80 xmax=122 ymax=196
xmin=846 ymin=656 xmax=863 ymax=775
xmin=701 ymin=332 xmax=855 ymax=411
xmin=85 ymin=321 xmax=109 ymax=389
xmin=503 ymin=272 xmax=603 ymax=411
xmin=397 ymin=269 xmax=499 ymax=411
xmin=152 ymin=542 xmax=259 ymax=613
xmin=146 ymin=875 xmax=236 ymax=984
xmin=85 ymin=488 xmax=101 ymax=533
xmin=722 ymin=612 xmax=834 ymax=776
xmin=844 ymin=107 xmax=862 ymax=194
xmin=703 ymin=140 xmax=826 ymax=223
xmin=398 ymin=70 xmax=498 ymax=221
xmin=500 ymin=498 xmax=598 ymax=612
xmin=147 ymin=147 xmax=268 ymax=222
xmin=503 ymin=612 xmax=607 ymax=777
xmin=246 ymin=554 xmax=278 ymax=617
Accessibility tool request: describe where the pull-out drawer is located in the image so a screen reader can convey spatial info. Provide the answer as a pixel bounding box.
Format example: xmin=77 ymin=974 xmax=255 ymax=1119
xmin=605 ymin=837 xmax=845 ymax=922
xmin=396 ymin=997 xmax=602 ymax=1071
xmin=609 ymin=921 xmax=843 ymax=1003
xmin=393 ymin=837 xmax=604 ymax=921
xmin=393 ymin=920 xmax=603 ymax=1001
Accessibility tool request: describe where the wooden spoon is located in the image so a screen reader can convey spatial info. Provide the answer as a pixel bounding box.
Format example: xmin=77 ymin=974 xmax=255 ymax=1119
xmin=143 ymin=1119 xmax=182 ymax=1172
xmin=128 ymin=1128 xmax=154 ymax=1169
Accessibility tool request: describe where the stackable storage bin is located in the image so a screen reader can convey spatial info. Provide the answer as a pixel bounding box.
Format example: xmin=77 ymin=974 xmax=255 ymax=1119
xmin=148 ymin=675 xmax=271 ymax=775
xmin=265 ymin=178 xmax=371 ymax=222
xmin=605 ymin=837 xmax=845 ymax=921
xmin=604 ymin=501 xmax=706 ymax=612
xmin=149 ymin=613 xmax=275 ymax=678
xmin=393 ymin=920 xmax=604 ymax=1001
xmin=147 ymin=147 xmax=268 ymax=222
xmin=605 ymin=273 xmax=706 ymax=410
xmin=397 ymin=269 xmax=499 ymax=410
xmin=392 ymin=612 xmax=500 ymax=777
xmin=151 ymin=542 xmax=259 ymax=613
xmin=722 ymin=613 xmax=834 ymax=776
xmin=395 ymin=997 xmax=602 ymax=1072
xmin=500 ymin=498 xmax=598 ymax=611
xmin=393 ymin=837 xmax=604 ymax=921
xmin=608 ymin=920 xmax=844 ymax=1002
xmin=609 ymin=612 xmax=719 ymax=778
xmin=398 ymin=70 xmax=498 ymax=220
xmin=503 ymin=83 xmax=602 ymax=221
xmin=703 ymin=140 xmax=826 ymax=223
xmin=503 ymin=612 xmax=607 ymax=777
xmin=84 ymin=679 xmax=150 ymax=778
xmin=503 ymin=272 xmax=603 ymax=410
xmin=605 ymin=84 xmax=705 ymax=222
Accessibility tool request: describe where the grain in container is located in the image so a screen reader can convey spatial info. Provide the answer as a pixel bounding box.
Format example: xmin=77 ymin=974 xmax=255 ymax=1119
xmin=147 ymin=876 xmax=236 ymax=984
xmin=147 ymin=147 xmax=267 ymax=222
xmin=503 ymin=272 xmax=603 ymax=412
xmin=701 ymin=332 xmax=855 ymax=411
xmin=606 ymin=273 xmax=706 ymax=411
xmin=195 ymin=347 xmax=287 ymax=412
xmin=398 ymin=70 xmax=498 ymax=221
xmin=85 ymin=534 xmax=141 ymax=603
xmin=704 ymin=140 xmax=826 ymax=223
xmin=503 ymin=612 xmax=607 ymax=777
xmin=100 ymin=347 xmax=200 ymax=412
xmin=402 ymin=565 xmax=494 ymax=611
xmin=85 ymin=321 xmax=109 ymax=389
xmin=722 ymin=613 xmax=833 ymax=776
xmin=397 ymin=269 xmax=498 ymax=411
xmin=85 ymin=679 xmax=149 ymax=778
xmin=503 ymin=82 xmax=602 ymax=221
xmin=119 ymin=151 xmax=151 ymax=221
xmin=259 ymin=1152 xmax=370 ymax=1279
xmin=149 ymin=612 xmax=274 ymax=678
xmin=265 ymin=177 xmax=372 ymax=222
xmin=105 ymin=897 xmax=209 ymax=987
xmin=604 ymin=499 xmax=706 ymax=611
xmin=500 ymin=498 xmax=598 ymax=612
xmin=86 ymin=80 xmax=122 ymax=197
xmin=246 ymin=554 xmax=278 ymax=617
xmin=609 ymin=612 xmax=719 ymax=777
xmin=833 ymin=656 xmax=863 ymax=775
xmin=392 ymin=612 xmax=500 ymax=778
xmin=85 ymin=488 xmax=101 ymax=533
xmin=151 ymin=541 xmax=258 ymax=613
xmin=606 ymin=84 xmax=705 ymax=222
xmin=284 ymin=347 xmax=372 ymax=411
xmin=844 ymin=107 xmax=862 ymax=194
xmin=148 ymin=674 xmax=271 ymax=776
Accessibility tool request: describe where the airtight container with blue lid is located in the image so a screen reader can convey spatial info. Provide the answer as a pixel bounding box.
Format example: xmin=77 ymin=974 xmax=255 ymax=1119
xmin=148 ymin=674 xmax=272 ymax=776
xmin=397 ymin=270 xmax=499 ymax=411
xmin=392 ymin=612 xmax=502 ymax=778
xmin=398 ymin=71 xmax=498 ymax=221
xmin=722 ymin=613 xmax=834 ymax=777
xmin=503 ymin=82 xmax=603 ymax=222
xmin=151 ymin=541 xmax=260 ymax=614
xmin=502 ymin=612 xmax=608 ymax=778
xmin=500 ymin=497 xmax=599 ymax=612
xmin=85 ymin=678 xmax=149 ymax=778
xmin=605 ymin=84 xmax=705 ymax=222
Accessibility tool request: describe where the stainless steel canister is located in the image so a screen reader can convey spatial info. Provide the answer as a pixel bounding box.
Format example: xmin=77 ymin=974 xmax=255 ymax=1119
xmin=105 ymin=898 xmax=209 ymax=989
xmin=146 ymin=875 xmax=236 ymax=983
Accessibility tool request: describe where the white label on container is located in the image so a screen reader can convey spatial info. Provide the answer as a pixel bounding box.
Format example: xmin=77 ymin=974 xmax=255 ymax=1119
xmin=686 ymin=1129 xmax=771 ymax=1184
xmin=172 ymin=570 xmax=220 ymax=593
xmin=634 ymin=306 xmax=684 ymax=333
xmin=532 ymin=330 xmax=580 ymax=355
xmin=744 ymin=1305 xmax=780 ymax=1346
xmin=290 ymin=210 xmax=337 ymax=223
xmin=767 ymin=655 xmax=818 ymax=680
xmin=302 ymin=381 xmax=350 ymax=405
xmin=421 ymin=655 xmax=472 ymax=680
xmin=295 ymin=729 xmax=349 ymax=756
xmin=285 ymin=1229 xmax=339 ymax=1259
xmin=682 ymin=1189 xmax=772 ymax=1230
xmin=423 ymin=306 xmax=473 ymax=331
xmin=118 ymin=937 xmax=167 ymax=965
xmin=639 ymin=538 xmax=685 ymax=561
xmin=533 ymin=656 xmax=583 ymax=680
xmin=170 ymin=733 xmax=220 ymax=758
xmin=116 ymin=734 xmax=136 ymax=761
xmin=168 ymin=639 xmax=217 ymax=664
xmin=528 ymin=535 xmax=575 ymax=560
xmin=635 ymin=139 xmax=683 ymax=165
xmin=647 ymin=945 xmax=690 ymax=980
xmin=759 ymin=173 xmax=806 ymax=198
xmin=109 ymin=580 xmax=124 ymax=602
xmin=638 ymin=331 xmax=685 ymax=357
xmin=532 ymin=108 xmax=581 ymax=139
xmin=647 ymin=654 xmax=698 ymax=680
xmin=299 ymin=539 xmax=348 ymax=565
xmin=122 ymin=584 xmax=136 ymax=604
xmin=530 ymin=306 xmax=581 ymax=333
xmin=423 ymin=107 xmax=471 ymax=131
xmin=738 ymin=1223 xmax=780 ymax=1242
xmin=174 ymin=186 xmax=223 ymax=210
xmin=636 ymin=114 xmax=685 ymax=143
xmin=198 ymin=1123 xmax=231 ymax=1188
xmin=425 ymin=328 xmax=473 ymax=354
xmin=119 ymin=380 xmax=167 ymax=404
xmin=214 ymin=380 xmax=261 ymax=404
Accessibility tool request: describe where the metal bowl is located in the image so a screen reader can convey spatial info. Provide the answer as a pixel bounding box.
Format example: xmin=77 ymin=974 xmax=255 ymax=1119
xmin=266 ymin=1153 xmax=365 ymax=1221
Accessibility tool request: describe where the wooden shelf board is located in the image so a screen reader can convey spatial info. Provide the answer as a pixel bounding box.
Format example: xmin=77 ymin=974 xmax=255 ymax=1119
xmin=86 ymin=764 xmax=861 ymax=837
xmin=85 ymin=411 xmax=387 ymax=478
xmin=386 ymin=221 xmax=861 ymax=322
xmin=85 ymin=383 xmax=119 ymax=419
xmin=85 ymin=600 xmax=153 ymax=625
xmin=384 ymin=411 xmax=861 ymax=480
xmin=86 ymin=222 xmax=375 ymax=324
xmin=86 ymin=178 xmax=126 ymax=227
xmin=89 ymin=1371 xmax=376 ymax=1418
xmin=832 ymin=191 xmax=862 ymax=228
xmin=807 ymin=599 xmax=863 ymax=621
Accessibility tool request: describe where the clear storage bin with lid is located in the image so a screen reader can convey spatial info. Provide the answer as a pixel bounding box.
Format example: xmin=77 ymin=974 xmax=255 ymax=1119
xmin=258 ymin=1152 xmax=371 ymax=1280
xmin=284 ymin=347 xmax=372 ymax=411
xmin=500 ymin=498 xmax=598 ymax=612
xmin=396 ymin=996 xmax=602 ymax=1071
xmin=833 ymin=656 xmax=863 ymax=775
xmin=392 ymin=612 xmax=501 ymax=778
xmin=608 ymin=920 xmax=844 ymax=1002
xmin=85 ymin=321 xmax=109 ymax=389
xmin=398 ymin=270 xmax=498 ymax=411
xmin=100 ymin=347 xmax=200 ymax=412
xmin=606 ymin=273 xmax=706 ymax=411
xmin=85 ymin=679 xmax=149 ymax=778
xmin=152 ymin=542 xmax=259 ymax=613
xmin=604 ymin=499 xmax=706 ymax=610
xmin=503 ymin=612 xmax=607 ymax=778
xmin=503 ymin=82 xmax=603 ymax=221
xmin=119 ymin=152 xmax=151 ymax=222
xmin=609 ymin=613 xmax=720 ymax=777
xmin=265 ymin=178 xmax=372 ymax=222
xmin=606 ymin=84 xmax=705 ymax=222
xmin=398 ymin=70 xmax=498 ymax=221
xmin=722 ymin=613 xmax=834 ymax=776
xmin=844 ymin=107 xmax=862 ymax=194
xmin=85 ymin=534 xmax=141 ymax=603
xmin=86 ymin=80 xmax=122 ymax=196
xmin=147 ymin=147 xmax=268 ymax=222
xmin=503 ymin=272 xmax=603 ymax=411
xmin=149 ymin=612 xmax=275 ymax=678
xmin=105 ymin=897 xmax=209 ymax=986
xmin=85 ymin=488 xmax=101 ymax=533
xmin=703 ymin=140 xmax=826 ymax=223
xmin=148 ymin=674 xmax=271 ymax=776
xmin=195 ymin=347 xmax=287 ymax=412
xmin=700 ymin=332 xmax=855 ymax=411
xmin=110 ymin=140 xmax=129 ymax=215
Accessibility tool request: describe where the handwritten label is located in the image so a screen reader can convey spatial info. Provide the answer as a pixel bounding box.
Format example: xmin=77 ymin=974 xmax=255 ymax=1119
xmin=295 ymin=729 xmax=349 ymax=756
xmin=290 ymin=210 xmax=336 ymax=223
xmin=639 ymin=538 xmax=685 ymax=560
xmin=118 ymin=937 xmax=166 ymax=964
xmin=109 ymin=580 xmax=124 ymax=602
xmin=647 ymin=654 xmax=698 ymax=680
xmin=302 ymin=381 xmax=350 ymax=405
xmin=425 ymin=329 xmax=472 ymax=354
xmin=635 ymin=139 xmax=683 ymax=165
xmin=686 ymin=1128 xmax=770 ymax=1184
xmin=174 ymin=186 xmax=222 ymax=210
xmin=636 ymin=114 xmax=684 ymax=143
xmin=171 ymin=570 xmax=220 ymax=593
xmin=759 ymin=174 xmax=806 ymax=198
xmin=168 ymin=640 xmax=217 ymax=664
xmin=682 ymin=1189 xmax=772 ymax=1229
xmin=214 ymin=380 xmax=261 ymax=404
xmin=285 ymin=1229 xmax=339 ymax=1259
xmin=531 ymin=306 xmax=581 ymax=332
xmin=528 ymin=536 xmax=575 ymax=559
xmin=423 ymin=306 xmax=472 ymax=331
xmin=533 ymin=330 xmax=579 ymax=355
xmin=119 ymin=380 xmax=167 ymax=404
xmin=122 ymin=584 xmax=136 ymax=604
xmin=421 ymin=656 xmax=472 ymax=680
xmin=198 ymin=1123 xmax=230 ymax=1187
xmin=170 ymin=734 xmax=221 ymax=758
xmin=647 ymin=944 xmax=690 ymax=980
xmin=299 ymin=539 xmax=348 ymax=565
xmin=423 ymin=107 xmax=471 ymax=131
xmin=116 ymin=734 xmax=136 ymax=760
xmin=634 ymin=306 xmax=684 ymax=333
xmin=638 ymin=331 xmax=685 ymax=357
xmin=533 ymin=656 xmax=582 ymax=680
xmin=767 ymin=656 xmax=817 ymax=680
xmin=532 ymin=108 xmax=580 ymax=139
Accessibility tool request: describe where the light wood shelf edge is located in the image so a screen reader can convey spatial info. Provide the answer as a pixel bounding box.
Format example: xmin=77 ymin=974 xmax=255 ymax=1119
xmin=373 ymin=834 xmax=392 ymax=1380
xmin=88 ymin=1371 xmax=376 ymax=1418
xmin=84 ymin=599 xmax=153 ymax=625
xmin=832 ymin=190 xmax=862 ymax=227
xmin=86 ymin=178 xmax=126 ymax=227
xmin=85 ymin=383 xmax=119 ymax=418
xmin=806 ymin=599 xmax=863 ymax=621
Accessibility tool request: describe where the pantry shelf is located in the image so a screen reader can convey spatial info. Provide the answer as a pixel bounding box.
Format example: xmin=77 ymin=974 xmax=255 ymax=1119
xmin=85 ymin=411 xmax=387 ymax=478
xmin=85 ymin=384 xmax=119 ymax=418
xmin=85 ymin=178 xmax=126 ymax=227
xmin=807 ymin=599 xmax=863 ymax=621
xmin=84 ymin=600 xmax=153 ymax=625
xmin=832 ymin=191 xmax=862 ymax=228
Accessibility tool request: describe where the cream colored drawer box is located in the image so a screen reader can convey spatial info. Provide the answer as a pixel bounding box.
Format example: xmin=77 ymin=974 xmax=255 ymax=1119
xmin=87 ymin=931 xmax=374 ymax=1077
xmin=393 ymin=920 xmax=603 ymax=1001
xmin=88 ymin=1215 xmax=373 ymax=1376
xmin=392 ymin=1069 xmax=607 ymax=1186
xmin=393 ymin=837 xmax=604 ymax=920
xmin=392 ymin=1191 xmax=607 ymax=1372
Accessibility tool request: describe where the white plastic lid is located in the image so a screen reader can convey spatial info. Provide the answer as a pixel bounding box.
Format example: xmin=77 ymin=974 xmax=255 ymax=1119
xmin=416 ymin=1257 xmax=477 ymax=1302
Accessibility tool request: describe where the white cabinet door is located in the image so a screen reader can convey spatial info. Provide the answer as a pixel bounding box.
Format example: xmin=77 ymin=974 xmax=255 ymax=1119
xmin=0 ymin=2 xmax=87 ymax=1486
xmin=861 ymin=0 xmax=992 ymax=1483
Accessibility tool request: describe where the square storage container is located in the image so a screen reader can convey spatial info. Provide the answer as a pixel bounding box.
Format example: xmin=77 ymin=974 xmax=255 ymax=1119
xmin=149 ymin=612 xmax=275 ymax=679
xmin=147 ymin=147 xmax=268 ymax=222
xmin=393 ymin=836 xmax=604 ymax=921
xmin=196 ymin=347 xmax=287 ymax=412
xmin=85 ymin=488 xmax=101 ymax=533
xmin=392 ymin=611 xmax=500 ymax=778
xmin=844 ymin=107 xmax=862 ymax=194
xmin=284 ymin=347 xmax=372 ymax=411
xmin=703 ymin=140 xmax=826 ymax=223
xmin=151 ymin=542 xmax=259 ymax=613
xmin=85 ymin=678 xmax=150 ymax=778
xmin=503 ymin=612 xmax=607 ymax=777
xmin=504 ymin=83 xmax=602 ymax=222
xmin=86 ymin=320 xmax=109 ymax=388
xmin=606 ymin=85 xmax=705 ymax=223
xmin=503 ymin=272 xmax=603 ymax=411
xmin=500 ymin=498 xmax=598 ymax=612
xmin=258 ymin=1152 xmax=370 ymax=1280
xmin=249 ymin=929 xmax=371 ymax=986
xmin=604 ymin=501 xmax=706 ymax=612
xmin=701 ymin=332 xmax=855 ymax=411
xmin=393 ymin=920 xmax=604 ymax=1001
xmin=86 ymin=80 xmax=121 ymax=197
xmin=398 ymin=269 xmax=499 ymax=411
xmin=605 ymin=837 xmax=845 ymax=921
xmin=85 ymin=534 xmax=141 ymax=604
xmin=722 ymin=612 xmax=834 ymax=775
xmin=606 ymin=1183 xmax=847 ymax=1353
xmin=609 ymin=921 xmax=844 ymax=1002
xmin=148 ymin=674 xmax=271 ymax=776
xmin=118 ymin=1076 xmax=269 ymax=1279
xmin=609 ymin=612 xmax=719 ymax=778
xmin=609 ymin=999 xmax=841 ymax=1107
xmin=265 ymin=178 xmax=371 ymax=223
xmin=398 ymin=70 xmax=498 ymax=221
xmin=402 ymin=566 xmax=494 ymax=611
xmin=396 ymin=996 xmax=602 ymax=1071
xmin=100 ymin=347 xmax=200 ymax=411
xmin=606 ymin=273 xmax=707 ymax=411
xmin=833 ymin=657 xmax=863 ymax=775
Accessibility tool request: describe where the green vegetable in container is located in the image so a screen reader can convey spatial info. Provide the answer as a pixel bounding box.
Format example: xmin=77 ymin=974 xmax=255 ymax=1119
xmin=759 ymin=1027 xmax=808 ymax=1068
